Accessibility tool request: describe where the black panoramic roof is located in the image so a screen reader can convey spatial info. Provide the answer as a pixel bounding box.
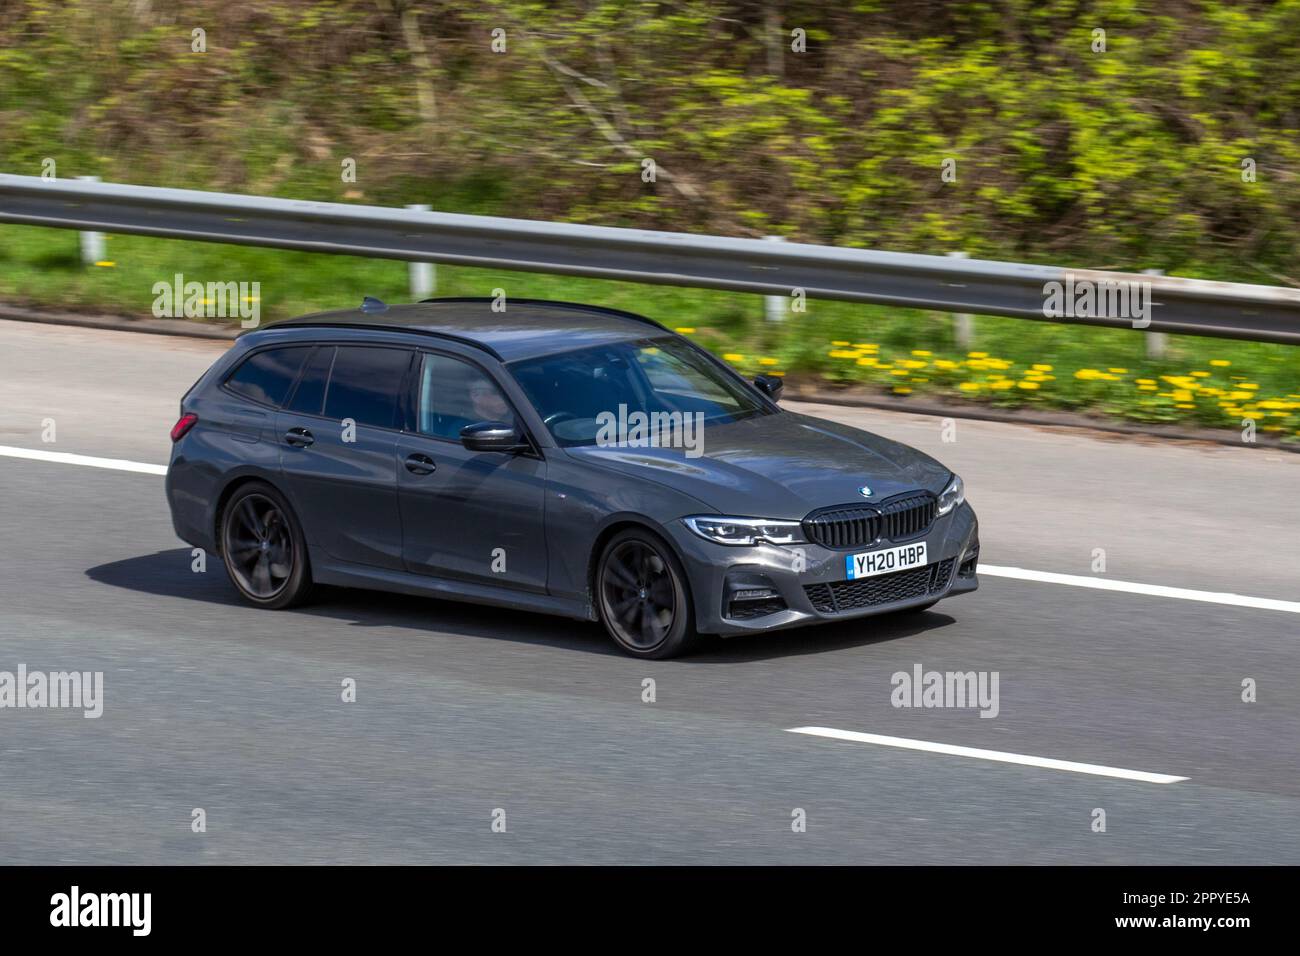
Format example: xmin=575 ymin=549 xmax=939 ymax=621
xmin=268 ymin=298 xmax=669 ymax=361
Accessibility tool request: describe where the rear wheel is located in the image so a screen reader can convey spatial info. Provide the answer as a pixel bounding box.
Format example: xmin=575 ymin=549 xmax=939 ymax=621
xmin=220 ymin=481 xmax=313 ymax=609
xmin=596 ymin=529 xmax=697 ymax=659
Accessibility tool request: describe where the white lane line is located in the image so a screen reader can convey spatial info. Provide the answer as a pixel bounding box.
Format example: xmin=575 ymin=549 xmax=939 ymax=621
xmin=0 ymin=444 xmax=167 ymax=476
xmin=980 ymin=564 xmax=1300 ymax=615
xmin=787 ymin=726 xmax=1187 ymax=784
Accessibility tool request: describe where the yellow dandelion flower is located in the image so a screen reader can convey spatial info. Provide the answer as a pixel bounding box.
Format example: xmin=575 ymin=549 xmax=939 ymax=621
xmin=675 ymin=327 xmax=696 ymax=334
xmin=1209 ymin=359 xmax=1231 ymax=367
xmin=758 ymin=357 xmax=779 ymax=366
xmin=1017 ymin=381 xmax=1040 ymax=390
xmin=723 ymin=353 xmax=745 ymax=362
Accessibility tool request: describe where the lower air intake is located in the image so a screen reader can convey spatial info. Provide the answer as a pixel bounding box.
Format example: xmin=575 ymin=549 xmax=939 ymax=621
xmin=804 ymin=559 xmax=954 ymax=613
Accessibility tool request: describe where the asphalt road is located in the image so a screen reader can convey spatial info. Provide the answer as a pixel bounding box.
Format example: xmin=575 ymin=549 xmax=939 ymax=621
xmin=1 ymin=319 xmax=1297 ymax=864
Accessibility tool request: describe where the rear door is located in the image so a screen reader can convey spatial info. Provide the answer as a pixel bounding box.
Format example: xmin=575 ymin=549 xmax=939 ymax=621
xmin=276 ymin=344 xmax=413 ymax=571
xmin=396 ymin=350 xmax=548 ymax=592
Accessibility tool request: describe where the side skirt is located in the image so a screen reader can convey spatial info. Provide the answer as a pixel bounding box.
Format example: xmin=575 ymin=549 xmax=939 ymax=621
xmin=311 ymin=557 xmax=595 ymax=622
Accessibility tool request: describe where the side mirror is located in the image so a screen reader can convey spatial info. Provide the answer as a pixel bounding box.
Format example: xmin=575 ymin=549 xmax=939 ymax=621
xmin=753 ymin=373 xmax=784 ymax=403
xmin=460 ymin=420 xmax=527 ymax=453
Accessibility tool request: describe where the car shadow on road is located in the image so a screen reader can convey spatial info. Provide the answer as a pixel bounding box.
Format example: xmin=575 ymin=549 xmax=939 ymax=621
xmin=86 ymin=549 xmax=955 ymax=663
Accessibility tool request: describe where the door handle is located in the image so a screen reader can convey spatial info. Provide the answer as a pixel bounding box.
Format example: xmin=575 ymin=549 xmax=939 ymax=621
xmin=284 ymin=427 xmax=315 ymax=448
xmin=405 ymin=453 xmax=436 ymax=475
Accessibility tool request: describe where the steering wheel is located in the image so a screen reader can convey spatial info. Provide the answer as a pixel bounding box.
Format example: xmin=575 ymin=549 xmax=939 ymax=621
xmin=544 ymin=411 xmax=576 ymax=427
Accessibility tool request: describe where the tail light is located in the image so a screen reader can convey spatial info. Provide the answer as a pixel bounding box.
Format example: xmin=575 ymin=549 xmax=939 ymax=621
xmin=170 ymin=413 xmax=198 ymax=442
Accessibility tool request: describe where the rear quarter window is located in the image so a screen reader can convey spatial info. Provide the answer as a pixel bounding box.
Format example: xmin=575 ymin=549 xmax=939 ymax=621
xmin=223 ymin=346 xmax=311 ymax=407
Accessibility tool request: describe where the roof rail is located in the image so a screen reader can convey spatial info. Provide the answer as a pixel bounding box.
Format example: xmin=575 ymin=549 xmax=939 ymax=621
xmin=254 ymin=320 xmax=505 ymax=360
xmin=416 ymin=297 xmax=670 ymax=333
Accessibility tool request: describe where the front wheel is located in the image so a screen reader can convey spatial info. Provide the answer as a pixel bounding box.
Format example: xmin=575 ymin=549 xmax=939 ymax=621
xmin=596 ymin=529 xmax=698 ymax=659
xmin=220 ymin=481 xmax=313 ymax=609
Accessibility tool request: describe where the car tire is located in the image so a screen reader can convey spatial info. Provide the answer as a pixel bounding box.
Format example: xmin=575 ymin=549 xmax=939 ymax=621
xmin=596 ymin=528 xmax=698 ymax=659
xmin=220 ymin=481 xmax=313 ymax=610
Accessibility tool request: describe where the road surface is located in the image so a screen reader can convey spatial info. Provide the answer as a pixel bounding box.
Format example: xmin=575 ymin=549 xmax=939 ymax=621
xmin=0 ymin=319 xmax=1296 ymax=863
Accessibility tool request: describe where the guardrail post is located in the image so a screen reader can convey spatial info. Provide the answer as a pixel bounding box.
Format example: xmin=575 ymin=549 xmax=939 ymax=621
xmin=407 ymin=204 xmax=435 ymax=299
xmin=764 ymin=236 xmax=786 ymax=322
xmin=77 ymin=176 xmax=105 ymax=266
xmin=949 ymin=251 xmax=974 ymax=348
xmin=1143 ymin=268 xmax=1166 ymax=359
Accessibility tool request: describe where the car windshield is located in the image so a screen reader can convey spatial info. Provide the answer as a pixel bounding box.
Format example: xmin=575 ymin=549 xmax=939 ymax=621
xmin=507 ymin=336 xmax=772 ymax=446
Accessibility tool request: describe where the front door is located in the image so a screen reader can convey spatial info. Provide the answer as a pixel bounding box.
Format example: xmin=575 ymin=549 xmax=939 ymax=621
xmin=397 ymin=351 xmax=547 ymax=592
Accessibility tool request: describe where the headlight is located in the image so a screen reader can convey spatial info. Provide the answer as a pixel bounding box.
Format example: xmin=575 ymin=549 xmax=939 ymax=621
xmin=684 ymin=516 xmax=804 ymax=546
xmin=936 ymin=473 xmax=965 ymax=516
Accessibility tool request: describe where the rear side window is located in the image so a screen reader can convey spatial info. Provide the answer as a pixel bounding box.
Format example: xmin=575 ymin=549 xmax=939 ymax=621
xmin=323 ymin=346 xmax=411 ymax=429
xmin=224 ymin=346 xmax=311 ymax=407
xmin=285 ymin=346 xmax=335 ymax=416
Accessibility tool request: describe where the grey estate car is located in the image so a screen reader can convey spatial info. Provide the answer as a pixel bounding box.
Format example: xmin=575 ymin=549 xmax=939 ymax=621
xmin=165 ymin=298 xmax=979 ymax=658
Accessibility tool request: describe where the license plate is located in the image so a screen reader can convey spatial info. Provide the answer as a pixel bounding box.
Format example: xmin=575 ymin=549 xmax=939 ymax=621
xmin=845 ymin=541 xmax=927 ymax=579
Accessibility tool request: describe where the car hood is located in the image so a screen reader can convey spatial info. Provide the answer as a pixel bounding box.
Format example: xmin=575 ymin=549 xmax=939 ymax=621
xmin=562 ymin=410 xmax=952 ymax=518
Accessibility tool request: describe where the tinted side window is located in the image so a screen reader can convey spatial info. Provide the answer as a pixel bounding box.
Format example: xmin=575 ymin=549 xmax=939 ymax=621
xmin=323 ymin=347 xmax=411 ymax=429
xmin=417 ymin=353 xmax=517 ymax=440
xmin=285 ymin=346 xmax=334 ymax=416
xmin=224 ymin=346 xmax=311 ymax=407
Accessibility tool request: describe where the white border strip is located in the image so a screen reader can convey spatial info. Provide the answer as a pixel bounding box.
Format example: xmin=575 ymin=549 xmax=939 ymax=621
xmin=788 ymin=726 xmax=1187 ymax=784
xmin=0 ymin=445 xmax=167 ymax=476
xmin=980 ymin=564 xmax=1300 ymax=615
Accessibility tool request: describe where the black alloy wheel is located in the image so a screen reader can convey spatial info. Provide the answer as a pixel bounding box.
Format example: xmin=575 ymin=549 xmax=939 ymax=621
xmin=597 ymin=529 xmax=696 ymax=658
xmin=220 ymin=482 xmax=313 ymax=609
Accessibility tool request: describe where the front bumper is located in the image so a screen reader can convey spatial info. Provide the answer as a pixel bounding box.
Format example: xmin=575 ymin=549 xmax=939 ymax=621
xmin=666 ymin=501 xmax=979 ymax=636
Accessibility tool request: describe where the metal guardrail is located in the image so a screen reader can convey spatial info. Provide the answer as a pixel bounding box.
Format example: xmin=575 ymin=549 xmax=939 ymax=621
xmin=2 ymin=174 xmax=1298 ymax=344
